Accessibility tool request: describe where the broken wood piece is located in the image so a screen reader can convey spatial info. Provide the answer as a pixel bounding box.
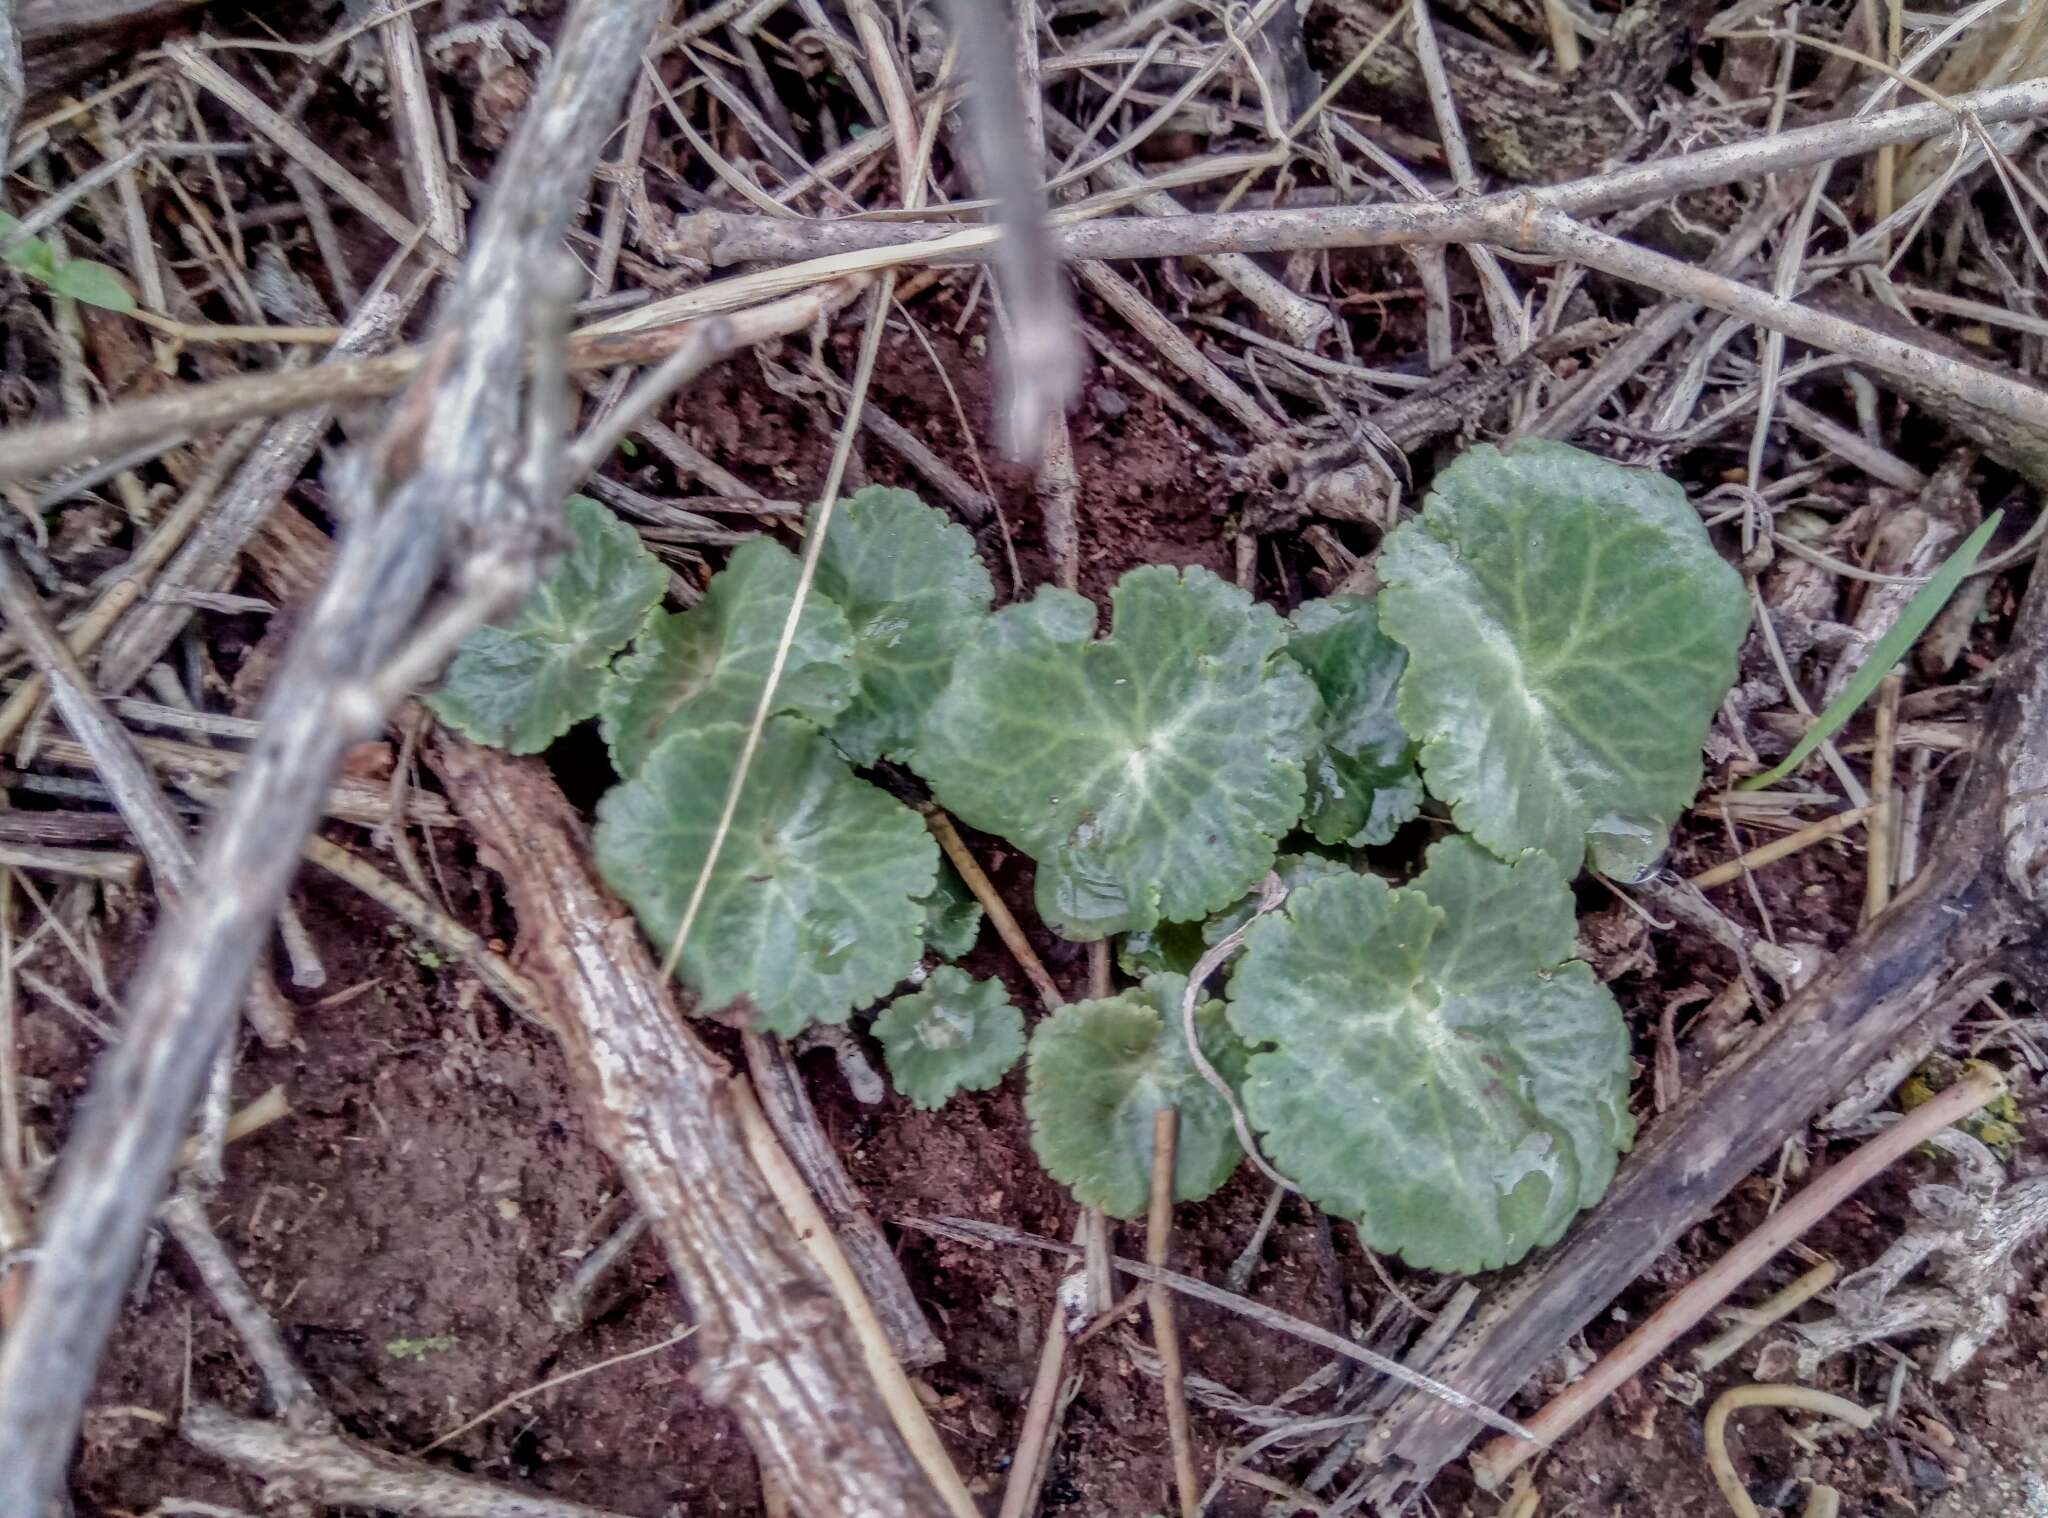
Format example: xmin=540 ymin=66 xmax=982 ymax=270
xmin=182 ymin=1403 xmax=635 ymax=1518
xmin=0 ymin=844 xmax=141 ymax=884
xmin=729 ymin=1073 xmax=978 ymax=1518
xmin=1466 ymin=1067 xmax=2002 ymax=1491
xmin=1691 ymin=1260 xmax=1841 ymax=1374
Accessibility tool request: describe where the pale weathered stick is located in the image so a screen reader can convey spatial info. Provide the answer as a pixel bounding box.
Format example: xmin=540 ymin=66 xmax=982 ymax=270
xmin=165 ymin=40 xmax=456 ymax=260
xmin=0 ymin=843 xmax=139 ymax=883
xmin=161 ymin=1194 xmax=322 ymax=1419
xmin=1468 ymin=1067 xmax=2000 ymax=1489
xmin=0 ymin=5 xmax=672 ymax=1509
xmin=0 ymin=551 xmax=294 ymax=1048
xmin=909 ymin=1216 xmax=1535 ymax=1443
xmin=12 ymin=67 xmax=2027 ymax=482
xmin=376 ymin=0 xmax=462 ymax=255
xmin=936 ymin=0 xmax=1078 ymax=454
xmin=1689 ymin=805 xmax=1873 ymax=890
xmin=1040 ymin=104 xmax=1329 ymax=348
xmin=92 ymin=288 xmax=415 ymax=699
xmin=301 ymin=834 xmax=542 ymax=1025
xmin=921 ymin=804 xmax=1064 ymax=1011
xmin=183 ymin=1404 xmax=634 ymax=1518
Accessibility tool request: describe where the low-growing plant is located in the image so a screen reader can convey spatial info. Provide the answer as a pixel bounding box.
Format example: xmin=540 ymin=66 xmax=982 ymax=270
xmin=0 ymin=211 xmax=138 ymax=313
xmin=434 ymin=440 xmax=1748 ymax=1272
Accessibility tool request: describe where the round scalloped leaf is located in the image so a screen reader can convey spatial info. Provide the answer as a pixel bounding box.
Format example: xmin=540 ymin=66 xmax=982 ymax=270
xmin=593 ymin=718 xmax=938 ymax=1035
xmin=599 ymin=538 xmax=856 ymax=775
xmin=917 ymin=565 xmax=1320 ymax=940
xmin=1378 ymin=440 xmax=1748 ymax=876
xmin=1024 ymin=974 xmax=1249 ymax=1219
xmin=873 ymin=968 xmax=1025 ymax=1109
xmin=917 ymin=863 xmax=985 ymax=961
xmin=429 ymin=496 xmax=666 ymax=753
xmin=1289 ymin=597 xmax=1423 ymax=847
xmin=816 ymin=487 xmax=996 ymax=766
xmin=1226 ymin=837 xmax=1633 ymax=1273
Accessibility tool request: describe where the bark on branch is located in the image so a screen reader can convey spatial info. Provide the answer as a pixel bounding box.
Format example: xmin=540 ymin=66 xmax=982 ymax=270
xmin=1357 ymin=553 xmax=2048 ymax=1506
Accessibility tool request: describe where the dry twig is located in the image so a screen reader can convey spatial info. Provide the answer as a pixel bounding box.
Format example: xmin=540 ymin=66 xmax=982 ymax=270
xmin=1146 ymin=1107 xmax=1200 ymax=1518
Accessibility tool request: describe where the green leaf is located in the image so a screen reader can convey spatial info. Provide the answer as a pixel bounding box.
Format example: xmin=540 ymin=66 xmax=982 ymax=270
xmin=1288 ymin=596 xmax=1422 ymax=847
xmin=873 ymin=967 xmax=1024 ymax=1108
xmin=0 ymin=213 xmax=138 ymax=311
xmin=1379 ymin=440 xmax=1749 ymax=877
xmin=593 ymin=718 xmax=938 ymax=1035
xmin=1024 ymin=974 xmax=1249 ymax=1218
xmin=917 ymin=863 xmax=985 ymax=961
xmin=599 ymin=538 xmax=856 ymax=775
xmin=429 ymin=496 xmax=666 ymax=753
xmin=918 ymin=565 xmax=1321 ymax=939
xmin=1740 ymin=509 xmax=2003 ymax=791
xmin=0 ymin=212 xmax=60 ymax=283
xmin=1226 ymin=837 xmax=1633 ymax=1273
xmin=46 ymin=258 xmax=136 ymax=313
xmin=816 ymin=487 xmax=995 ymax=765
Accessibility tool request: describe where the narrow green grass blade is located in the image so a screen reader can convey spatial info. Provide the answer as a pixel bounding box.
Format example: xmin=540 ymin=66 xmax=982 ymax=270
xmin=1740 ymin=509 xmax=2004 ymax=791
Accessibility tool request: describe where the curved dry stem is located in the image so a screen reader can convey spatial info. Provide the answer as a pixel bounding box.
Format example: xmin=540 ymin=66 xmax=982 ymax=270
xmin=1703 ymin=1384 xmax=1874 ymax=1518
